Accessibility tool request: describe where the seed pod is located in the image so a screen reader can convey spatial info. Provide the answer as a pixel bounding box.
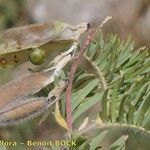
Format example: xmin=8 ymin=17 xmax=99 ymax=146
xmin=0 ymin=97 xmax=48 ymax=127
xmin=0 ymin=80 xmax=67 ymax=127
xmin=0 ymin=71 xmax=52 ymax=109
xmin=0 ymin=21 xmax=89 ymax=68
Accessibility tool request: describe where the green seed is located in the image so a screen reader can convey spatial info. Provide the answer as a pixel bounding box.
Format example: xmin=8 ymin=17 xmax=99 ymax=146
xmin=29 ymin=48 xmax=46 ymax=65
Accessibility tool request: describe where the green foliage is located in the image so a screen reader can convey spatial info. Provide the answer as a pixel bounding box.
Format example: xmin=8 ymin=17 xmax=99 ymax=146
xmin=108 ymin=135 xmax=126 ymax=150
xmin=63 ymin=32 xmax=150 ymax=149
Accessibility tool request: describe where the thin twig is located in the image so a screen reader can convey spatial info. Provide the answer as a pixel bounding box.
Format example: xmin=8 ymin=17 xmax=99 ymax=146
xmin=66 ymin=16 xmax=112 ymax=131
xmin=84 ymin=54 xmax=107 ymax=90
xmin=66 ymin=30 xmax=95 ymax=131
xmin=79 ymin=122 xmax=150 ymax=135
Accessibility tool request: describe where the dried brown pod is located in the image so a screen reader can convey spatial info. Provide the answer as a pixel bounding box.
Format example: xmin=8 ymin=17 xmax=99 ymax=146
xmin=0 ymin=21 xmax=89 ymax=68
xmin=0 ymin=45 xmax=75 ymax=109
xmin=0 ymin=80 xmax=67 ymax=127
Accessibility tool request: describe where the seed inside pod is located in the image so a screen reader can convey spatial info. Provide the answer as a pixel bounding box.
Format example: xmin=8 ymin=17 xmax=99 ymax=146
xmin=29 ymin=48 xmax=46 ymax=65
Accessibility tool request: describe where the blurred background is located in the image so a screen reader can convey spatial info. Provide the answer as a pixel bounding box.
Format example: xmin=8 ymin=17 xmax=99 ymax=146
xmin=0 ymin=0 xmax=150 ymax=46
xmin=0 ymin=0 xmax=150 ymax=149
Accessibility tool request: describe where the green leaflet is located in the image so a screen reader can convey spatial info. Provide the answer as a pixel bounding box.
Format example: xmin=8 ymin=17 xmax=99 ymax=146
xmin=73 ymin=93 xmax=102 ymax=121
xmin=89 ymin=130 xmax=108 ymax=150
xmin=71 ymin=79 xmax=99 ymax=111
xmin=99 ymin=89 xmax=109 ymax=122
xmin=111 ymin=74 xmax=124 ymax=122
xmin=108 ymin=135 xmax=126 ymax=150
xmin=142 ymin=108 xmax=150 ymax=129
xmin=134 ymin=93 xmax=150 ymax=126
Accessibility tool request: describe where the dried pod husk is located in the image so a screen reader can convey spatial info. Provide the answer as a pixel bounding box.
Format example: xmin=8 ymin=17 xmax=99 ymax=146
xmin=0 ymin=80 xmax=67 ymax=127
xmin=0 ymin=97 xmax=48 ymax=127
xmin=0 ymin=71 xmax=52 ymax=109
xmin=0 ymin=21 xmax=89 ymax=68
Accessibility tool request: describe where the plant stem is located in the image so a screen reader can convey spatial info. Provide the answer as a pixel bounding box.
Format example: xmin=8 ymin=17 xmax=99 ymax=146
xmin=66 ymin=29 xmax=95 ymax=131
